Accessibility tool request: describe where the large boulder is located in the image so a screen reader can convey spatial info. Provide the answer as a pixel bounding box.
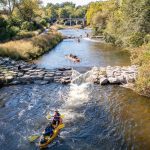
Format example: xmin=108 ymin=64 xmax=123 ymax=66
xmin=100 ymin=77 xmax=109 ymax=85
xmin=108 ymin=77 xmax=121 ymax=84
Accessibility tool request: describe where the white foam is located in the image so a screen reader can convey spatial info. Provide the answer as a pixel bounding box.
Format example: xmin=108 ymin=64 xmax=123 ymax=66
xmin=83 ymin=37 xmax=100 ymax=42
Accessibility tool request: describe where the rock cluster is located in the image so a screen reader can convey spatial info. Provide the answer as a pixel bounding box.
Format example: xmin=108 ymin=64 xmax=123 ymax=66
xmin=84 ymin=66 xmax=138 ymax=85
xmin=0 ymin=57 xmax=138 ymax=87
xmin=0 ymin=57 xmax=72 ymax=86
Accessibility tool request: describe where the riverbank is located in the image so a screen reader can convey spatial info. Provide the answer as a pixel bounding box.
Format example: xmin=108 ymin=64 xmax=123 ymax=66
xmin=0 ymin=31 xmax=63 ymax=60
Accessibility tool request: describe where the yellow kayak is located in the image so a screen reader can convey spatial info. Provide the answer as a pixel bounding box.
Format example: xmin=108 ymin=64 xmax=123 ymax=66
xmin=39 ymin=123 xmax=64 ymax=149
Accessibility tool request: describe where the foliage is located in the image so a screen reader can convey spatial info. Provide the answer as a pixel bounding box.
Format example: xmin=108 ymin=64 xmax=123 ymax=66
xmin=86 ymin=0 xmax=150 ymax=47
xmin=131 ymin=43 xmax=150 ymax=97
xmin=0 ymin=16 xmax=7 ymax=27
xmin=0 ymin=32 xmax=63 ymax=60
xmin=86 ymin=2 xmax=103 ymax=25
xmin=21 ymin=21 xmax=35 ymax=31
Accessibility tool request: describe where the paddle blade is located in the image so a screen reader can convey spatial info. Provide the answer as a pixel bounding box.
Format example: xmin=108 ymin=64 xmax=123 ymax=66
xmin=28 ymin=135 xmax=40 ymax=142
xmin=46 ymin=114 xmax=65 ymax=120
xmin=60 ymin=114 xmax=65 ymax=118
xmin=46 ymin=114 xmax=51 ymax=120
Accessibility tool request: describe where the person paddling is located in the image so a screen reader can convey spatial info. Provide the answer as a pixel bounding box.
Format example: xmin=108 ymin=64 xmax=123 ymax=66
xmin=52 ymin=111 xmax=62 ymax=127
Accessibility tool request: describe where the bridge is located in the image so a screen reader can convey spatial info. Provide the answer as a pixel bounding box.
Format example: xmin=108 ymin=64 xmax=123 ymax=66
xmin=57 ymin=17 xmax=86 ymax=26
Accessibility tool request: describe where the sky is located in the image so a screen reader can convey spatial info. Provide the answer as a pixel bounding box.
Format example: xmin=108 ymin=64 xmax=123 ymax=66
xmin=42 ymin=0 xmax=100 ymax=6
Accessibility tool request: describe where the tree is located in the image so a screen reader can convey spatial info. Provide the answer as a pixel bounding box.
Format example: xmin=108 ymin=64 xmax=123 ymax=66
xmin=0 ymin=0 xmax=19 ymax=15
xmin=15 ymin=0 xmax=41 ymax=22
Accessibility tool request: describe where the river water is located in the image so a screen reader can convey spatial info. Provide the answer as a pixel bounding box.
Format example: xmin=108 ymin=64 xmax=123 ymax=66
xmin=0 ymin=29 xmax=150 ymax=150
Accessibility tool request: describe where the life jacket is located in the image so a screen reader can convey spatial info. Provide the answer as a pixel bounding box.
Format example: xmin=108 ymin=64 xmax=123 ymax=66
xmin=53 ymin=113 xmax=60 ymax=121
xmin=45 ymin=126 xmax=54 ymax=135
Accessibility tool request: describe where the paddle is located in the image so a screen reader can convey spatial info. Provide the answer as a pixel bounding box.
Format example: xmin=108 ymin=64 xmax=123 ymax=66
xmin=28 ymin=135 xmax=40 ymax=142
xmin=28 ymin=124 xmax=65 ymax=142
xmin=46 ymin=114 xmax=65 ymax=120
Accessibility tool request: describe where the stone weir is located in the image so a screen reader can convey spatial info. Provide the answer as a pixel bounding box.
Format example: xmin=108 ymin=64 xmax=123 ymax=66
xmin=0 ymin=57 xmax=72 ymax=86
xmin=0 ymin=57 xmax=138 ymax=87
xmin=72 ymin=65 xmax=138 ymax=87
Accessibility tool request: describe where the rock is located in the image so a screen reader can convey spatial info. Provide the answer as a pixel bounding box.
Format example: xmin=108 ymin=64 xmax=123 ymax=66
xmin=34 ymin=80 xmax=49 ymax=85
xmin=125 ymin=74 xmax=135 ymax=83
xmin=43 ymin=77 xmax=54 ymax=82
xmin=10 ymin=80 xmax=21 ymax=85
xmin=58 ymin=68 xmax=71 ymax=71
xmin=17 ymin=72 xmax=24 ymax=77
xmin=19 ymin=75 xmax=31 ymax=80
xmin=61 ymin=79 xmax=71 ymax=84
xmin=30 ymin=75 xmax=43 ymax=80
xmin=116 ymin=75 xmax=127 ymax=84
xmin=108 ymin=77 xmax=121 ymax=84
xmin=55 ymin=72 xmax=62 ymax=76
xmin=100 ymin=77 xmax=109 ymax=85
xmin=99 ymin=67 xmax=106 ymax=76
xmin=5 ymin=76 xmax=14 ymax=82
xmin=44 ymin=73 xmax=54 ymax=77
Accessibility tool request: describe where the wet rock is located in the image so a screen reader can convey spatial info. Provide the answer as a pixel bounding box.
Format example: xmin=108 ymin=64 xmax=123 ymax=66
xmin=125 ymin=74 xmax=135 ymax=83
xmin=44 ymin=73 xmax=54 ymax=77
xmin=34 ymin=80 xmax=49 ymax=85
xmin=58 ymin=68 xmax=71 ymax=71
xmin=55 ymin=72 xmax=62 ymax=76
xmin=5 ymin=76 xmax=14 ymax=82
xmin=100 ymin=77 xmax=109 ymax=85
xmin=61 ymin=78 xmax=71 ymax=84
xmin=108 ymin=77 xmax=121 ymax=84
xmin=19 ymin=75 xmax=31 ymax=80
xmin=116 ymin=75 xmax=127 ymax=84
xmin=10 ymin=80 xmax=21 ymax=85
xmin=43 ymin=77 xmax=54 ymax=82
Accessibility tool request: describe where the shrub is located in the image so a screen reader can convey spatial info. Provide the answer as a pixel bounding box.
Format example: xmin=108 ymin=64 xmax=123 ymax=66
xmin=8 ymin=26 xmax=20 ymax=37
xmin=0 ymin=16 xmax=7 ymax=27
xmin=21 ymin=21 xmax=35 ymax=31
xmin=15 ymin=31 xmax=36 ymax=39
xmin=131 ymin=43 xmax=150 ymax=97
xmin=7 ymin=17 xmax=22 ymax=27
xmin=0 ymin=28 xmax=11 ymax=42
xmin=128 ymin=32 xmax=145 ymax=47
xmin=104 ymin=32 xmax=116 ymax=45
xmin=39 ymin=19 xmax=47 ymax=27
xmin=144 ymin=34 xmax=150 ymax=44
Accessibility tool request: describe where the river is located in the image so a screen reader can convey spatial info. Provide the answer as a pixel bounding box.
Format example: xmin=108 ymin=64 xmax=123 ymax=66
xmin=0 ymin=29 xmax=150 ymax=150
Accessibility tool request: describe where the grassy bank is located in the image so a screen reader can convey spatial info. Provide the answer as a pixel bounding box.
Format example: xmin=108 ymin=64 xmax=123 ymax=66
xmin=131 ymin=43 xmax=150 ymax=97
xmin=0 ymin=31 xmax=63 ymax=60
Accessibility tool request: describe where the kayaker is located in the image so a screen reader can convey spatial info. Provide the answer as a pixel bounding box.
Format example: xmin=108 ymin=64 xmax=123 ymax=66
xmin=52 ymin=111 xmax=62 ymax=127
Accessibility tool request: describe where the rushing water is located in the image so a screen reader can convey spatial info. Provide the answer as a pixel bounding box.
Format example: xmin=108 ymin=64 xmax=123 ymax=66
xmin=0 ymin=29 xmax=150 ymax=150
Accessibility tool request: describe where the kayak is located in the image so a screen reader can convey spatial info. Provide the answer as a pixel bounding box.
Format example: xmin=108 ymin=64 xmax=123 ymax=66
xmin=39 ymin=123 xmax=64 ymax=149
xmin=65 ymin=55 xmax=80 ymax=63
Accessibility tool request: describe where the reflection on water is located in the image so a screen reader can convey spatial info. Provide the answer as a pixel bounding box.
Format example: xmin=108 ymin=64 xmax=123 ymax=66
xmin=0 ymin=84 xmax=150 ymax=150
xmin=37 ymin=29 xmax=130 ymax=69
